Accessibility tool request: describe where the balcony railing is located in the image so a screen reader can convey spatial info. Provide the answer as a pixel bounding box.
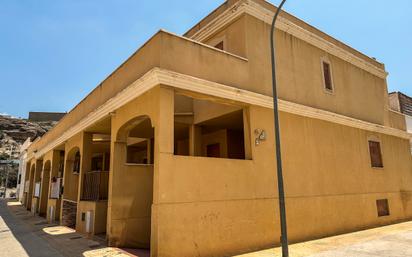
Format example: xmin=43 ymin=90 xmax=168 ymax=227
xmin=81 ymin=171 xmax=109 ymax=201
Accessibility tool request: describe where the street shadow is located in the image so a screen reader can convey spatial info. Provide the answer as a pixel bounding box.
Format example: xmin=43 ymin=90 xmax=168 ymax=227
xmin=2 ymin=199 xmax=150 ymax=257
xmin=0 ymin=199 xmax=106 ymax=257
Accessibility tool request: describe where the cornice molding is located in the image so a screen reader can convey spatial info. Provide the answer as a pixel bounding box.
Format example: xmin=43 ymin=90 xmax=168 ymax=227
xmin=33 ymin=69 xmax=160 ymax=158
xmin=190 ymin=0 xmax=387 ymax=79
xmin=33 ymin=68 xmax=409 ymax=159
xmin=156 ymin=69 xmax=409 ymax=140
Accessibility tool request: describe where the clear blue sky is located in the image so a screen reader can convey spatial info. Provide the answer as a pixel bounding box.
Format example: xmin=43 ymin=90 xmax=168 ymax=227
xmin=0 ymin=0 xmax=411 ymax=118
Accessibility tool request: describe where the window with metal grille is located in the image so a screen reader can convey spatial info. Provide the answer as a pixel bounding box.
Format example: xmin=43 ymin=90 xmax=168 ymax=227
xmin=58 ymin=151 xmax=65 ymax=177
xmin=376 ymin=199 xmax=390 ymax=217
xmin=73 ymin=151 xmax=81 ymax=174
xmin=322 ymin=61 xmax=333 ymax=92
xmin=369 ymin=140 xmax=383 ymax=168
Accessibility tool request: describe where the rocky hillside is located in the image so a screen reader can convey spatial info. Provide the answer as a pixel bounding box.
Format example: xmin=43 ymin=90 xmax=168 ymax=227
xmin=0 ymin=114 xmax=57 ymax=159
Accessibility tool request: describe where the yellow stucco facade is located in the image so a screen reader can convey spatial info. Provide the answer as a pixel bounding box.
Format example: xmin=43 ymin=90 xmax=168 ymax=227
xmin=21 ymin=1 xmax=412 ymax=256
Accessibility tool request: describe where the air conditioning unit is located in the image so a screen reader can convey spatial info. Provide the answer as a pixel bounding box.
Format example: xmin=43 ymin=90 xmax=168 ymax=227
xmin=49 ymin=206 xmax=55 ymax=223
xmin=85 ymin=210 xmax=94 ymax=233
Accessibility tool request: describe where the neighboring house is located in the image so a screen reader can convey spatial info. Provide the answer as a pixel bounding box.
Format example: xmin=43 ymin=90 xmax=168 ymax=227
xmin=0 ymin=159 xmax=19 ymax=198
xmin=389 ymin=91 xmax=412 ymax=151
xmin=20 ymin=1 xmax=412 ymax=256
xmin=28 ymin=112 xmax=66 ymax=122
xmin=17 ymin=137 xmax=32 ymax=201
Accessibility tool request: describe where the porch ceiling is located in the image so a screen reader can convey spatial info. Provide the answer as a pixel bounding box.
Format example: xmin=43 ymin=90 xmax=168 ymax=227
xmin=85 ymin=116 xmax=111 ymax=134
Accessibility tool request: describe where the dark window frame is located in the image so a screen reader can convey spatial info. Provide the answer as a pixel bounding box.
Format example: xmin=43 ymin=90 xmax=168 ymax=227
xmin=321 ymin=59 xmax=334 ymax=93
xmin=376 ymin=199 xmax=390 ymax=217
xmin=369 ymin=140 xmax=384 ymax=168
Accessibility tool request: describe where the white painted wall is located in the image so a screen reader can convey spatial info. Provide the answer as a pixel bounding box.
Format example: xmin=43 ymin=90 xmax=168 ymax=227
xmin=406 ymin=115 xmax=412 ymax=134
xmin=406 ymin=115 xmax=412 ymax=153
xmin=17 ymin=138 xmax=31 ymax=201
xmin=17 ymin=152 xmax=27 ymax=201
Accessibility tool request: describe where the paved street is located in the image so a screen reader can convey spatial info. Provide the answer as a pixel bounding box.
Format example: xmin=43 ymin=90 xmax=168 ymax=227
xmin=236 ymin=222 xmax=412 ymax=257
xmin=1 ymin=199 xmax=412 ymax=257
xmin=0 ymin=200 xmax=63 ymax=257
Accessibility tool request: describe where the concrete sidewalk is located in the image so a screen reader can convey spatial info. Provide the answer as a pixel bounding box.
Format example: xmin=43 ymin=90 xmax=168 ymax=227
xmin=0 ymin=200 xmax=63 ymax=257
xmin=0 ymin=199 xmax=147 ymax=257
xmin=2 ymin=199 xmax=412 ymax=257
xmin=235 ymin=221 xmax=412 ymax=257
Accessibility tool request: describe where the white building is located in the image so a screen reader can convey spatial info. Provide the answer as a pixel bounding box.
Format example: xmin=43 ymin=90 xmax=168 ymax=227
xmin=17 ymin=137 xmax=31 ymax=201
xmin=389 ymin=92 xmax=412 ymax=152
xmin=406 ymin=115 xmax=412 ymax=133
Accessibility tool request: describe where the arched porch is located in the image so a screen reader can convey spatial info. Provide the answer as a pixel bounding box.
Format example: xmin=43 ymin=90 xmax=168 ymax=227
xmin=110 ymin=115 xmax=155 ymax=249
xmin=38 ymin=160 xmax=51 ymax=217
xmin=61 ymin=146 xmax=81 ymax=228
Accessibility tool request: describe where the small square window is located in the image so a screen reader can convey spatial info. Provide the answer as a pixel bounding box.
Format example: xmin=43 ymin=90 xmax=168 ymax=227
xmin=369 ymin=141 xmax=383 ymax=168
xmin=376 ymin=199 xmax=390 ymax=217
xmin=322 ymin=60 xmax=333 ymax=92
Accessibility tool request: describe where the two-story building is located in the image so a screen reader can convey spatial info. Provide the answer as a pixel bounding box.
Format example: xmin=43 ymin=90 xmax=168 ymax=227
xmin=389 ymin=91 xmax=412 ymax=152
xmin=20 ymin=1 xmax=412 ymax=256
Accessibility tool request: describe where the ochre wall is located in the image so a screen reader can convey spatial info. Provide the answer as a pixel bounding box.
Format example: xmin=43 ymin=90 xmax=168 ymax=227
xmin=203 ymin=13 xmax=389 ymax=125
xmin=193 ymin=99 xmax=241 ymax=124
xmin=153 ymin=97 xmax=412 ymax=257
xmin=44 ymin=150 xmax=63 ymax=222
xmin=388 ymin=110 xmax=407 ymax=131
xmin=31 ymin=160 xmax=43 ymax=213
xmin=63 ymin=133 xmax=82 ymax=202
xmin=47 ymin=199 xmax=60 ymax=222
xmin=200 ymin=129 xmax=228 ymax=157
xmin=204 ymin=14 xmax=247 ymax=58
xmin=108 ymin=87 xmax=165 ymax=249
xmin=77 ymin=201 xmax=108 ymax=235
xmin=31 ymin=198 xmax=39 ymax=214
xmin=21 ymin=2 xmax=412 ymax=256
xmin=25 ymin=162 xmax=35 ymax=210
xmin=28 ymin=17 xmax=397 ymax=157
xmin=39 ymin=160 xmax=50 ymax=216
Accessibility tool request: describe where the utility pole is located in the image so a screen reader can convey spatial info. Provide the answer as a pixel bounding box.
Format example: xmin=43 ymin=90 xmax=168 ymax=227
xmin=4 ymin=164 xmax=9 ymax=198
xmin=3 ymin=145 xmax=13 ymax=198
xmin=270 ymin=0 xmax=289 ymax=256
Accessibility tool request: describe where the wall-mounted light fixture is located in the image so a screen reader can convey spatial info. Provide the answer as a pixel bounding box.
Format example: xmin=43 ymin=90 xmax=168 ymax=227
xmin=254 ymin=129 xmax=266 ymax=146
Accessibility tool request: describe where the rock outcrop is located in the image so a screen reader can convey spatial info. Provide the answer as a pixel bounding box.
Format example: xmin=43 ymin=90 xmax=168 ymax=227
xmin=0 ymin=114 xmax=57 ymax=159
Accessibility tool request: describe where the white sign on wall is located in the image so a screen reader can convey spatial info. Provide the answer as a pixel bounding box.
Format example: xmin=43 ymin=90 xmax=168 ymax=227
xmin=50 ymin=178 xmax=61 ymax=199
xmin=34 ymin=182 xmax=41 ymax=197
xmin=406 ymin=115 xmax=412 ymax=134
xmin=24 ymin=181 xmax=30 ymax=193
xmin=406 ymin=115 xmax=412 ymax=154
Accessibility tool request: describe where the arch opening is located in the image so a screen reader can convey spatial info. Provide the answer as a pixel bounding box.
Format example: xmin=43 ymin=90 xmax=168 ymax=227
xmin=62 ymin=147 xmax=81 ymax=229
xmin=39 ymin=160 xmax=51 ymax=217
xmin=112 ymin=115 xmax=154 ymax=250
